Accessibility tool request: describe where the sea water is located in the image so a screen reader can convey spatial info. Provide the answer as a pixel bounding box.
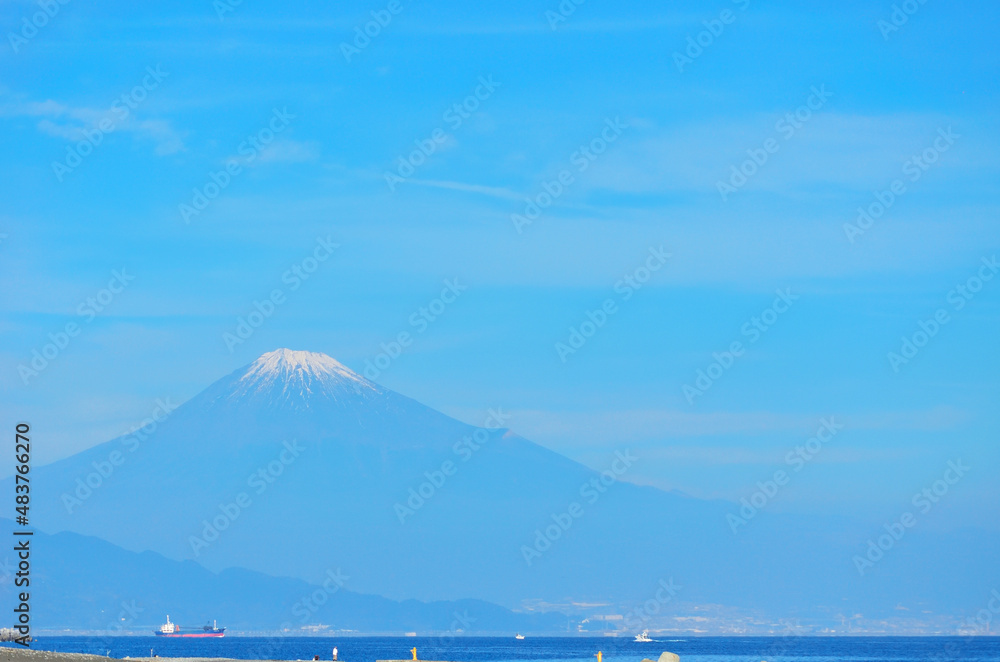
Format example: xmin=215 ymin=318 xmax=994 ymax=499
xmin=4 ymin=636 xmax=1000 ymax=662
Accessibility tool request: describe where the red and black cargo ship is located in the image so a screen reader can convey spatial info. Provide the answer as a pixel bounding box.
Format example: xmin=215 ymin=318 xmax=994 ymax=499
xmin=154 ymin=616 xmax=225 ymax=638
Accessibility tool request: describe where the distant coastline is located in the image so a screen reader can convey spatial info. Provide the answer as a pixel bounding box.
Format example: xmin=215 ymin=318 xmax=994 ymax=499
xmin=5 ymin=634 xmax=1000 ymax=662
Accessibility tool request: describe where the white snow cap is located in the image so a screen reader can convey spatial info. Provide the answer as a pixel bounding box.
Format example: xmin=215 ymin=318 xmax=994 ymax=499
xmin=246 ymin=348 xmax=362 ymax=380
xmin=231 ymin=348 xmax=377 ymax=405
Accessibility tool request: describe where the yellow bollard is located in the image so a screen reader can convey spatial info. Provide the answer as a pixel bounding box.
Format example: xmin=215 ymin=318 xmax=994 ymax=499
xmin=411 ymin=648 xmax=418 ymax=661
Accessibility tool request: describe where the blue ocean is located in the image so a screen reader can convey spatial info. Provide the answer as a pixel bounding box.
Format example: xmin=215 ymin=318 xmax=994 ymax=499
xmin=5 ymin=636 xmax=1000 ymax=662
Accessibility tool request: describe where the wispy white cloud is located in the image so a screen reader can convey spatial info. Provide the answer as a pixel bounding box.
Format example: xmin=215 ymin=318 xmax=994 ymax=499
xmin=0 ymin=92 xmax=185 ymax=155
xmin=403 ymin=178 xmax=522 ymax=200
xmin=135 ymin=118 xmax=185 ymax=155
xmin=583 ymin=112 xmax=1000 ymax=197
xmin=179 ymin=185 xmax=998 ymax=289
xmin=35 ymin=118 xmax=83 ymax=140
xmin=253 ymin=139 xmax=320 ymax=166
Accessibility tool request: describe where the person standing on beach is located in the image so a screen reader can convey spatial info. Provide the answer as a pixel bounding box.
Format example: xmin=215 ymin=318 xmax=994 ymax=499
xmin=333 ymin=647 xmax=338 ymax=661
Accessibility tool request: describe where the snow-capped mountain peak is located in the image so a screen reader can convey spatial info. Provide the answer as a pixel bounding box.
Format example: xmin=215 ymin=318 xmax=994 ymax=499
xmin=224 ymin=348 xmax=380 ymax=408
xmin=244 ymin=348 xmax=365 ymax=383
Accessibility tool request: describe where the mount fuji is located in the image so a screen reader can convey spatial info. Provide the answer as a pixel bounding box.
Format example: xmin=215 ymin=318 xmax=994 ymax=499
xmin=13 ymin=349 xmax=1000 ymax=630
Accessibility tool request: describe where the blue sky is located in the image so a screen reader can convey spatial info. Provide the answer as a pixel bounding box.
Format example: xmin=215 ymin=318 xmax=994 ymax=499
xmin=2 ymin=0 xmax=998 ymax=531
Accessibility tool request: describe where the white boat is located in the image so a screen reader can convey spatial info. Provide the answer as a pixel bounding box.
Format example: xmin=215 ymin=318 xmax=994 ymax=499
xmin=515 ymin=633 xmax=525 ymax=640
xmin=634 ymin=630 xmax=652 ymax=642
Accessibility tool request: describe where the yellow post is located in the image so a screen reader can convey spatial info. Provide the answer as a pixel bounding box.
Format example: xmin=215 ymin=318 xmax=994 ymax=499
xmin=411 ymin=648 xmax=418 ymax=661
